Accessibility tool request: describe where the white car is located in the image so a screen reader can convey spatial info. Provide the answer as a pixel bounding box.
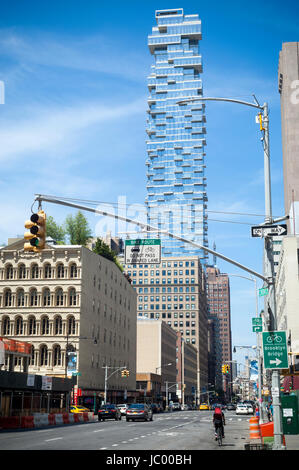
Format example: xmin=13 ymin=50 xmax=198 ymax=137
xmin=245 ymin=404 xmax=254 ymax=414
xmin=236 ymin=404 xmax=250 ymax=415
xmin=117 ymin=404 xmax=128 ymax=415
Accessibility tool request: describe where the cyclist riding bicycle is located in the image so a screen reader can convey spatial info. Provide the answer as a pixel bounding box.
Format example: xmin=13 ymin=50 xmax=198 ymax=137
xmin=213 ymin=406 xmax=225 ymax=440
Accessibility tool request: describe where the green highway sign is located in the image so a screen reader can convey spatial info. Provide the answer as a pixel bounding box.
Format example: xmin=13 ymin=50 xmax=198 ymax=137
xmin=262 ymin=331 xmax=289 ymax=369
xmin=125 ymin=238 xmax=161 ymax=264
xmin=259 ymin=287 xmax=269 ymax=297
xmin=252 ymin=318 xmax=263 ymax=333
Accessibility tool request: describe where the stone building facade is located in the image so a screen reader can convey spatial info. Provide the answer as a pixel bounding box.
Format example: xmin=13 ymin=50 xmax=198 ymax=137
xmin=0 ymin=240 xmax=137 ymax=404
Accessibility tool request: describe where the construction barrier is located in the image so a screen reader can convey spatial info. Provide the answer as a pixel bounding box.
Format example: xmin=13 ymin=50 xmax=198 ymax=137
xmin=260 ymin=421 xmax=286 ymax=447
xmin=249 ymin=416 xmax=261 ymax=440
xmin=0 ymin=412 xmax=95 ymax=430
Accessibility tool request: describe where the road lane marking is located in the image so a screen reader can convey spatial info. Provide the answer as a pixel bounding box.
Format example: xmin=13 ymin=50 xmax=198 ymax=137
xmin=45 ymin=437 xmax=62 ymax=441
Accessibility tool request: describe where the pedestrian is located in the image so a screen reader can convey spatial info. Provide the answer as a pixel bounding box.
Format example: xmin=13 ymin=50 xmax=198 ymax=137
xmin=269 ymin=402 xmax=273 ymax=421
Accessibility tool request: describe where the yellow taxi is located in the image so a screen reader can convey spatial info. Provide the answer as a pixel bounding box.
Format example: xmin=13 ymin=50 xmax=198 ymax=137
xmin=199 ymin=403 xmax=210 ymax=410
xmin=70 ymin=405 xmax=90 ymax=413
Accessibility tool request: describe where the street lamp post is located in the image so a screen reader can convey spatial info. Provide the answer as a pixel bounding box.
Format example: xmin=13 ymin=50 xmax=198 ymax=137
xmin=177 ymin=95 xmax=286 ymax=450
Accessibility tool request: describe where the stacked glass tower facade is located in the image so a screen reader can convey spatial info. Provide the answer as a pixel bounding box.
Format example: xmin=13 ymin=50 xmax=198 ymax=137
xmin=145 ymin=9 xmax=208 ymax=262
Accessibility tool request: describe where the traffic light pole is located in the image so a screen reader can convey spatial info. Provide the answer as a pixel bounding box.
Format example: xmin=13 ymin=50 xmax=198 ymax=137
xmin=102 ymin=365 xmax=127 ymax=405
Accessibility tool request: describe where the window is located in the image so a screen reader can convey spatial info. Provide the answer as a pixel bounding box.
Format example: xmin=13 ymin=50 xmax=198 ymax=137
xmin=28 ymin=317 xmax=36 ymax=335
xmin=5 ymin=264 xmax=13 ymax=280
xmin=18 ymin=264 xmax=26 ymax=279
xmin=54 ymin=316 xmax=63 ymax=335
xmin=53 ymin=345 xmax=61 ymax=366
xmin=43 ymin=288 xmax=51 ymax=306
xmin=57 ymin=264 xmax=65 ymax=279
xmin=2 ymin=317 xmax=10 ymax=335
xmin=31 ymin=264 xmax=39 ymax=279
xmin=40 ymin=345 xmax=48 ymax=366
xmin=15 ymin=317 xmax=23 ymax=335
xmin=4 ymin=289 xmax=12 ymax=307
xmin=30 ymin=289 xmax=38 ymax=307
xmin=44 ymin=264 xmax=52 ymax=279
xmin=41 ymin=317 xmax=49 ymax=335
xmin=69 ymin=288 xmax=77 ymax=306
xmin=68 ymin=316 xmax=76 ymax=335
xmin=56 ymin=288 xmax=63 ymax=306
xmin=17 ymin=289 xmax=25 ymax=307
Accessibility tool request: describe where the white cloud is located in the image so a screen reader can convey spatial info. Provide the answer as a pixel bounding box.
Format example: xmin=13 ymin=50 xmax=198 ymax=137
xmin=0 ymin=98 xmax=145 ymax=162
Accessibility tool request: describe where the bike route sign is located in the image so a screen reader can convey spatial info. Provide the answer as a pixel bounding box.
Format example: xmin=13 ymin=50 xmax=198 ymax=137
xmin=252 ymin=318 xmax=263 ymax=333
xmin=262 ymin=331 xmax=289 ymax=369
xmin=125 ymin=239 xmax=161 ymax=264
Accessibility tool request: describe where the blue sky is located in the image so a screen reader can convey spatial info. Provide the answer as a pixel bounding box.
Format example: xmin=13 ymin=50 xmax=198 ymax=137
xmin=0 ymin=0 xmax=298 ymax=369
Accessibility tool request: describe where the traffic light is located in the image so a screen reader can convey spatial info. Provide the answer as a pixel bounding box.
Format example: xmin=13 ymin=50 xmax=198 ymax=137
xmin=221 ymin=365 xmax=226 ymax=374
xmin=24 ymin=210 xmax=46 ymax=252
xmin=121 ymin=370 xmax=125 ymax=377
xmin=226 ymin=365 xmax=230 ymax=374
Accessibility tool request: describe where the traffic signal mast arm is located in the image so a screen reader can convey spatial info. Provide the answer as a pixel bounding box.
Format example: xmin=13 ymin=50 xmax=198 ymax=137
xmin=33 ymin=194 xmax=268 ymax=283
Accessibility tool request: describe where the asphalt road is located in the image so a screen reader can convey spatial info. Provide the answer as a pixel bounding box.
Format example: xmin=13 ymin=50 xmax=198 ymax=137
xmin=0 ymin=410 xmax=251 ymax=451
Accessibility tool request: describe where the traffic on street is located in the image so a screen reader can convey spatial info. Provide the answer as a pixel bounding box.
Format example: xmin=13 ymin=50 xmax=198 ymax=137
xmin=0 ymin=409 xmax=251 ymax=451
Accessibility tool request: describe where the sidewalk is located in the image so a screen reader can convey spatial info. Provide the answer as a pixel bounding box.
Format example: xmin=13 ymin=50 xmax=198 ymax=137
xmin=284 ymin=434 xmax=299 ymax=450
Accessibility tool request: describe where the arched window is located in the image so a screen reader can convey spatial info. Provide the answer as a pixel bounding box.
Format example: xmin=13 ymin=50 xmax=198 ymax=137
xmin=28 ymin=316 xmax=36 ymax=335
xmin=54 ymin=316 xmax=63 ymax=335
xmin=67 ymin=316 xmax=76 ymax=335
xmin=44 ymin=263 xmax=52 ymax=279
xmin=2 ymin=316 xmax=10 ymax=335
xmin=4 ymin=289 xmax=12 ymax=307
xmin=40 ymin=345 xmax=48 ymax=366
xmin=70 ymin=263 xmax=77 ymax=278
xmin=43 ymin=288 xmax=51 ymax=306
xmin=69 ymin=288 xmax=77 ymax=306
xmin=17 ymin=289 xmax=25 ymax=307
xmin=5 ymin=264 xmax=13 ymax=280
xmin=53 ymin=345 xmax=61 ymax=366
xmin=18 ymin=264 xmax=26 ymax=279
xmin=31 ymin=264 xmax=39 ymax=279
xmin=15 ymin=316 xmax=23 ymax=335
xmin=57 ymin=264 xmax=65 ymax=279
xmin=30 ymin=288 xmax=38 ymax=307
xmin=56 ymin=288 xmax=64 ymax=306
xmin=41 ymin=316 xmax=49 ymax=335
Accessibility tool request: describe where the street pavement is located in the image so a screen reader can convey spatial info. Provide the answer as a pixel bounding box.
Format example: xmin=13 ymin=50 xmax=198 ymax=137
xmin=0 ymin=410 xmax=252 ymax=451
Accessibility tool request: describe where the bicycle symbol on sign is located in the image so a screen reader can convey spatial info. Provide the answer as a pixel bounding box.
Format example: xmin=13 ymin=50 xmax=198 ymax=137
xmin=266 ymin=334 xmax=282 ymax=344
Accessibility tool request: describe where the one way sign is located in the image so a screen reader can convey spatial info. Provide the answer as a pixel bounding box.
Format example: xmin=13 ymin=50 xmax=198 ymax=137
xmin=251 ymin=224 xmax=287 ymax=238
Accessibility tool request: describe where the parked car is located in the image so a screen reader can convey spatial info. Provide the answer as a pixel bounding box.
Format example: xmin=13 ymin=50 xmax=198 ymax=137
xmin=70 ymin=405 xmax=90 ymax=413
xmin=171 ymin=402 xmax=181 ymax=411
xmin=199 ymin=403 xmax=210 ymax=410
xmin=236 ymin=403 xmax=250 ymax=415
xmin=116 ymin=404 xmax=128 ymax=416
xmin=98 ymin=404 xmax=122 ymax=421
xmin=126 ymin=403 xmax=153 ymax=422
xmin=226 ymin=403 xmax=236 ymax=411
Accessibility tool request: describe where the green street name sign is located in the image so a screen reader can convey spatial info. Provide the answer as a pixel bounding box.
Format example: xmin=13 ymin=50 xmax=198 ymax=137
xmin=252 ymin=318 xmax=263 ymax=333
xmin=259 ymin=287 xmax=269 ymax=297
xmin=262 ymin=331 xmax=289 ymax=369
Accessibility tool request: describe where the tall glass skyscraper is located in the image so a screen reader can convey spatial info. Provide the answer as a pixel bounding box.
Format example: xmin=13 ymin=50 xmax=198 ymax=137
xmin=145 ymin=8 xmax=208 ymax=262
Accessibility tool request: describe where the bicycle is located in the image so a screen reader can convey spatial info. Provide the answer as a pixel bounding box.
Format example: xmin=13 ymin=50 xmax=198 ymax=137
xmin=216 ymin=426 xmax=222 ymax=447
